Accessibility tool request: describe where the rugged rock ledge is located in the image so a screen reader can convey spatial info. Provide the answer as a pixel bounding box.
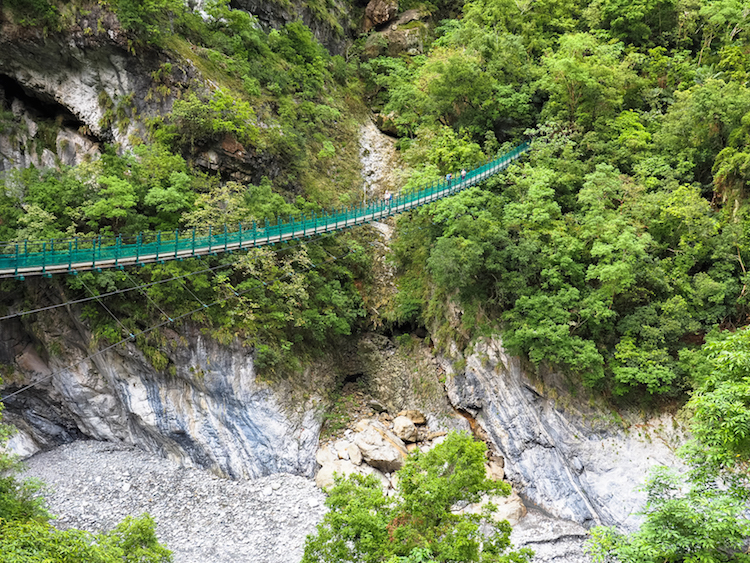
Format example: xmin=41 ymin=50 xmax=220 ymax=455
xmin=445 ymin=337 xmax=686 ymax=529
xmin=1 ymin=308 xmax=328 ymax=479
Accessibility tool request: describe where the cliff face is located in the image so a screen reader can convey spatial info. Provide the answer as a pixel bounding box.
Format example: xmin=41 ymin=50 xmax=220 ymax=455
xmin=1 ymin=304 xmax=327 ymax=479
xmin=229 ymin=0 xmax=361 ymax=56
xmin=0 ymin=13 xmax=283 ymax=182
xmin=0 ymin=12 xmax=181 ymax=150
xmin=445 ymin=338 xmax=685 ymax=529
xmin=2 ymin=299 xmax=684 ymax=529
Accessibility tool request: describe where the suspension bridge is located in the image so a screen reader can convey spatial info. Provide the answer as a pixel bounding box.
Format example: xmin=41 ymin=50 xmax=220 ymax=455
xmin=0 ymin=142 xmax=529 ymax=280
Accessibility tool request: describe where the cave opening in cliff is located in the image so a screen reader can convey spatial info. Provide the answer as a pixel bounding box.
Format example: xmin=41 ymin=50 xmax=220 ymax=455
xmin=0 ymin=73 xmax=85 ymax=130
xmin=342 ymin=372 xmax=364 ymax=387
xmin=384 ymin=321 xmax=429 ymax=341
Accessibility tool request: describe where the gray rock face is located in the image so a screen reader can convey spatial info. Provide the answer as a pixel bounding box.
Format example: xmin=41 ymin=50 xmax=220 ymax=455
xmin=444 ymin=337 xmax=685 ymax=529
xmin=1 ymin=313 xmax=327 ymax=480
xmin=364 ymin=9 xmax=429 ymax=58
xmin=0 ymin=16 xmax=185 ymax=150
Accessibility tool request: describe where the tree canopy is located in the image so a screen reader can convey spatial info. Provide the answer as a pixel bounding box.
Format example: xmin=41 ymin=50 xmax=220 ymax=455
xmin=302 ymin=432 xmax=533 ymax=563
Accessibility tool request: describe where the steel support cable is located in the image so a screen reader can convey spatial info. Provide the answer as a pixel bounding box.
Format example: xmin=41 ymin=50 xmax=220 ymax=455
xmin=80 ymin=279 xmax=134 ymax=340
xmin=0 ymin=237 xmax=373 ymax=403
xmin=123 ymin=270 xmax=175 ymax=323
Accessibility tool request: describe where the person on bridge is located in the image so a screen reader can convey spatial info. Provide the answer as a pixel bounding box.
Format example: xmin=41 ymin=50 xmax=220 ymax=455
xmin=446 ymin=173 xmax=452 ymax=189
xmin=461 ymin=168 xmax=467 ymax=182
xmin=384 ymin=190 xmax=392 ymax=208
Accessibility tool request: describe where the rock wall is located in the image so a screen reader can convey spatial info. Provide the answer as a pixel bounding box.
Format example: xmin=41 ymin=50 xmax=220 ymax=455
xmin=1 ymin=307 xmax=327 ymax=479
xmin=444 ymin=337 xmax=686 ymax=529
xmin=230 ymin=0 xmax=358 ymax=56
xmin=0 ymin=12 xmax=186 ymax=149
xmin=2 ymin=289 xmax=685 ymax=530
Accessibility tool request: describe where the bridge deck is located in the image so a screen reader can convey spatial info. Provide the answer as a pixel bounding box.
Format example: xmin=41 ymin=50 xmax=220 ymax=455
xmin=0 ymin=142 xmax=529 ymax=279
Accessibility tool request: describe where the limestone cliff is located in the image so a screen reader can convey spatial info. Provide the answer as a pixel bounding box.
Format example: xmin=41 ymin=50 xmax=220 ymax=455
xmin=1 ymin=300 xmax=327 ymax=479
xmin=444 ymin=337 xmax=685 ymax=529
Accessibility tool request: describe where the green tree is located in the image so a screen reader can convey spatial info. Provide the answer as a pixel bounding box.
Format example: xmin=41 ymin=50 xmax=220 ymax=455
xmin=539 ymin=33 xmax=637 ymax=128
xmin=586 ymin=467 xmax=750 ymax=563
xmin=302 ymin=432 xmax=533 ymax=563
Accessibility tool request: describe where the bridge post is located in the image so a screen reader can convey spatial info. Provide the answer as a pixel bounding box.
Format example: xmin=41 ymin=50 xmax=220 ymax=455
xmin=42 ymin=242 xmax=47 ymax=276
xmin=175 ymin=230 xmax=179 ymax=258
xmin=92 ymin=237 xmax=96 ymax=269
xmin=224 ymin=224 xmax=228 ymax=252
xmin=156 ymin=232 xmax=161 ymax=262
xmin=191 ymin=228 xmax=196 ymax=256
xmin=238 ymin=222 xmax=243 ymax=250
xmin=115 ymin=235 xmax=121 ymax=268
xmin=14 ymin=243 xmax=18 ymax=278
xmin=208 ymin=226 xmax=212 ymax=254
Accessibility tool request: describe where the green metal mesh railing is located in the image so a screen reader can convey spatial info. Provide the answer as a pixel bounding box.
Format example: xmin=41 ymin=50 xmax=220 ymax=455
xmin=0 ymin=141 xmax=530 ymax=278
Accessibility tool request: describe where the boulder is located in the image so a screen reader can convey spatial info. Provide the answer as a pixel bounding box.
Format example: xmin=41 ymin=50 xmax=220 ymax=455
xmin=315 ymin=458 xmax=390 ymax=489
xmin=393 ymin=415 xmax=418 ymax=442
xmin=354 ymin=419 xmax=408 ymax=473
xmin=486 ymin=460 xmax=505 ymax=481
xmin=490 ymin=491 xmax=527 ymax=525
xmin=398 ymin=409 xmax=427 ymax=425
xmin=316 ymin=447 xmax=335 ymax=466
xmin=334 ymin=439 xmax=350 ymax=460
xmin=454 ymin=491 xmax=527 ymax=526
xmin=347 ymin=442 xmax=363 ymax=466
xmin=364 ymin=0 xmax=398 ymax=31
xmin=316 ymin=458 xmax=359 ymax=489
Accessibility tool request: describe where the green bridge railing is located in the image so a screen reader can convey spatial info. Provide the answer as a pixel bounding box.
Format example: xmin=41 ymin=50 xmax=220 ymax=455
xmin=0 ymin=141 xmax=530 ymax=279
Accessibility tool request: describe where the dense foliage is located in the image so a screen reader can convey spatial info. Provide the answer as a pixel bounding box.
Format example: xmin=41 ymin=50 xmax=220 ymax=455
xmin=2 ymin=0 xmax=750 ymax=557
xmin=0 ymin=0 xmax=375 ymax=376
xmin=373 ymin=0 xmax=750 ymax=399
xmin=302 ymin=432 xmax=533 ymax=563
xmin=586 ymin=327 xmax=750 ymax=562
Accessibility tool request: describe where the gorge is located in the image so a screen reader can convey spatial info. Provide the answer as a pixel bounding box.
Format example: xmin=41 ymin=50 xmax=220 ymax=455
xmin=2 ymin=0 xmax=749 ymax=561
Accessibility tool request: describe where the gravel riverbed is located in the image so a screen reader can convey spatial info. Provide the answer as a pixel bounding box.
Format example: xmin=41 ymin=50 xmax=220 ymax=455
xmin=21 ymin=440 xmax=591 ymax=563
xmin=21 ymin=441 xmax=327 ymax=563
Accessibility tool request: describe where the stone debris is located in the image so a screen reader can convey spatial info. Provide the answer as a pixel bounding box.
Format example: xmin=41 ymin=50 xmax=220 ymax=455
xmin=398 ymin=409 xmax=427 ymax=425
xmin=21 ymin=441 xmax=326 ymax=563
xmin=453 ymin=491 xmax=527 ymax=526
xmin=20 ymin=437 xmax=592 ymax=563
xmin=353 ymin=419 xmax=408 ymax=473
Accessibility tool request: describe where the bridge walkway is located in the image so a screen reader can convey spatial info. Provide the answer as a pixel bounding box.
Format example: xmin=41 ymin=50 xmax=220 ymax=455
xmin=0 ymin=142 xmax=529 ymax=279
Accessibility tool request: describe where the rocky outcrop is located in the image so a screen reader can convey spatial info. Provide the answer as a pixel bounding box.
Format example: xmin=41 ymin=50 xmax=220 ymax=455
xmin=0 ymin=83 xmax=100 ymax=171
xmin=444 ymin=337 xmax=686 ymax=529
xmin=230 ymin=0 xmax=355 ymax=56
xmin=364 ymin=0 xmax=398 ymax=31
xmin=353 ymin=419 xmax=408 ymax=472
xmin=0 ymin=12 xmax=189 ymax=150
xmin=1 ymin=309 xmax=329 ymax=479
xmin=363 ymin=9 xmax=429 ymax=58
